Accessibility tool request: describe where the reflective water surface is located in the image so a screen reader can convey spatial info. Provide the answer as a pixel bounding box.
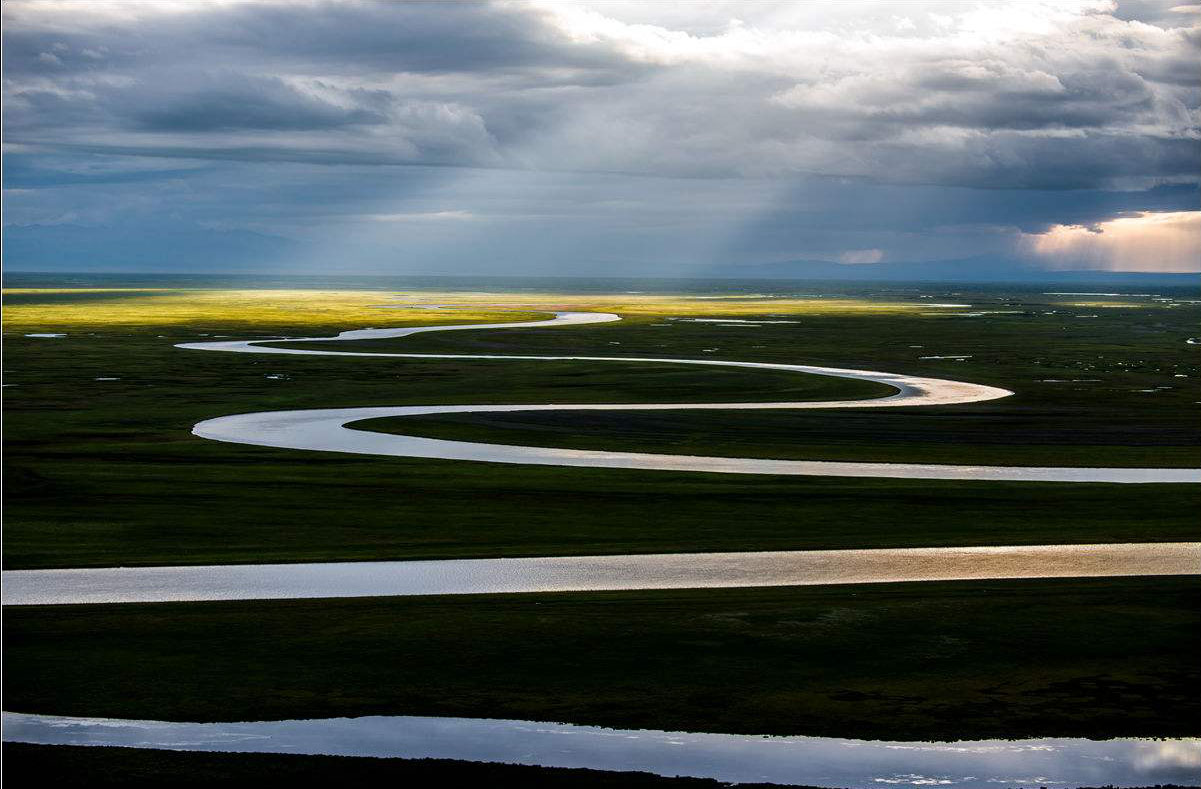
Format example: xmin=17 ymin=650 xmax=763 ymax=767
xmin=5 ymin=543 xmax=1198 ymax=605
xmin=5 ymin=712 xmax=1198 ymax=788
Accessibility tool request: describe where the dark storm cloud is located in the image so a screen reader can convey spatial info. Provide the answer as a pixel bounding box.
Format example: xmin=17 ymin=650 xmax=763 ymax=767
xmin=0 ymin=1 xmax=627 ymax=76
xmin=125 ymin=75 xmax=389 ymax=132
xmin=5 ymin=0 xmax=1196 ymax=189
xmin=869 ymin=132 xmax=1201 ymax=191
xmin=191 ymin=0 xmax=626 ymax=74
xmin=1 ymin=0 xmax=648 ymax=171
xmin=717 ymin=181 xmax=1201 ymax=259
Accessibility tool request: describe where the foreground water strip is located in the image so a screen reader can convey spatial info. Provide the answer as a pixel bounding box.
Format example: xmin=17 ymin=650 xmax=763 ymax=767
xmin=4 ymin=711 xmax=1198 ymax=788
xmin=5 ymin=543 xmax=1198 ymax=605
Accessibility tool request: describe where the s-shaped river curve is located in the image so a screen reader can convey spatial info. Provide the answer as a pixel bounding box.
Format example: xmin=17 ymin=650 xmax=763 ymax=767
xmin=181 ymin=310 xmax=1200 ymax=484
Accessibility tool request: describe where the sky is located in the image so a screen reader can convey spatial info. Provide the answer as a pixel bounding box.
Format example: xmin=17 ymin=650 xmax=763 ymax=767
xmin=3 ymin=0 xmax=1199 ymax=279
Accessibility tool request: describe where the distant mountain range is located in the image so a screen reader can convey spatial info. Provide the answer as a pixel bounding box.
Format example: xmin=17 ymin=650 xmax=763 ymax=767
xmin=697 ymin=257 xmax=1198 ymax=285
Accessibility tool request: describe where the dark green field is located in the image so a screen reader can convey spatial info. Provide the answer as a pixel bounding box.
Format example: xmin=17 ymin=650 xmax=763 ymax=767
xmin=5 ymin=578 xmax=1198 ymax=739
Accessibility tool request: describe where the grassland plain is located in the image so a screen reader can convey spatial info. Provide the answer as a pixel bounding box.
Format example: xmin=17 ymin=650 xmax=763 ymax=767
xmin=3 ymin=286 xmax=1198 ymax=569
xmin=3 ymin=284 xmax=1198 ymax=750
xmin=5 ymin=578 xmax=1199 ymax=739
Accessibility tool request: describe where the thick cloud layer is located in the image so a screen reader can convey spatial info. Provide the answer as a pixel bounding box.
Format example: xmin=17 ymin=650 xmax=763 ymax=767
xmin=6 ymin=0 xmax=1198 ymax=186
xmin=3 ymin=1 xmax=1199 ymax=276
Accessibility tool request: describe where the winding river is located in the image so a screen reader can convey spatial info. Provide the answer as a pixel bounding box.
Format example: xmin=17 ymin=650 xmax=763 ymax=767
xmin=180 ymin=311 xmax=1198 ymax=484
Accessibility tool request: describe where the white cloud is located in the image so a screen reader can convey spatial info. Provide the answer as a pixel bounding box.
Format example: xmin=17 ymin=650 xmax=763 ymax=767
xmin=839 ymin=248 xmax=885 ymax=264
xmin=518 ymin=0 xmax=1201 ymax=185
xmin=360 ymin=210 xmax=475 ymax=222
xmin=1022 ymin=210 xmax=1201 ymax=272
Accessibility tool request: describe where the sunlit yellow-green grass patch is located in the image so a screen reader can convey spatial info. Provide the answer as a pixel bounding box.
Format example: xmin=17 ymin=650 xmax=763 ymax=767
xmin=1 ymin=289 xmax=535 ymax=332
xmin=3 ymin=287 xmax=976 ymax=333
